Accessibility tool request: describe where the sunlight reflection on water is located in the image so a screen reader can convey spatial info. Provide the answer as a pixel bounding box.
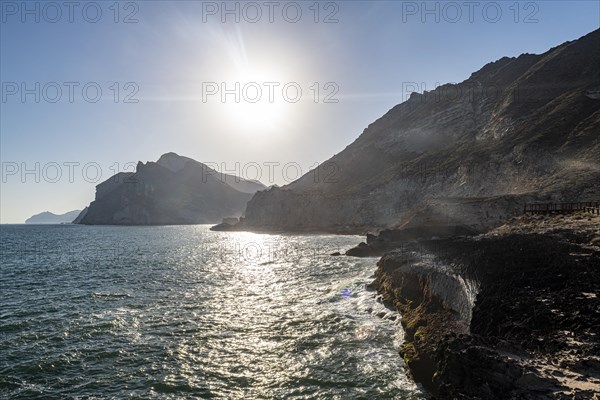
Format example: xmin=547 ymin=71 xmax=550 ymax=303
xmin=1 ymin=224 xmax=425 ymax=399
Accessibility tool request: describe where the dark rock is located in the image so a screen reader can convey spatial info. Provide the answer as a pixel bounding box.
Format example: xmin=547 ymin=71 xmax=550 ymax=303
xmin=211 ymin=217 xmax=242 ymax=231
xmin=236 ymin=29 xmax=600 ymax=234
xmin=345 ymin=242 xmax=378 ymax=257
xmin=435 ymin=335 xmax=526 ymax=399
xmin=346 ymin=225 xmax=481 ymax=257
xmin=78 ymin=153 xmax=266 ymax=225
xmin=370 ymin=215 xmax=600 ymax=399
xmin=366 ymin=233 xmax=378 ymax=244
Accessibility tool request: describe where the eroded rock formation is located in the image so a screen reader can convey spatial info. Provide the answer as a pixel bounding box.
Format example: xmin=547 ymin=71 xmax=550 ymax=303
xmin=77 ymin=153 xmax=265 ymax=225
xmin=233 ymin=29 xmax=600 ymax=234
xmin=370 ymin=213 xmax=600 ymax=399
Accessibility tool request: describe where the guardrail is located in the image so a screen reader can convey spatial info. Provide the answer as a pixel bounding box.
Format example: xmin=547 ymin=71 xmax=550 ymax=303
xmin=524 ymin=202 xmax=600 ymax=215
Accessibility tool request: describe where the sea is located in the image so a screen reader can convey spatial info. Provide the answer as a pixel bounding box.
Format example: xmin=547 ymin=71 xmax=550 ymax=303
xmin=0 ymin=224 xmax=424 ymax=399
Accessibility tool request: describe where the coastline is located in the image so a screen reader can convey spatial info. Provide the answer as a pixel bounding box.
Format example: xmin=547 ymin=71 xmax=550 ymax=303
xmin=369 ymin=213 xmax=600 ymax=399
xmin=41 ymin=212 xmax=600 ymax=398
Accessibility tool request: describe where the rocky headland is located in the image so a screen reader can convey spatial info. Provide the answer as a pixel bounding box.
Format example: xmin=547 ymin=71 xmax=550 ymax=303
xmin=368 ymin=213 xmax=600 ymax=399
xmin=76 ymin=153 xmax=266 ymax=225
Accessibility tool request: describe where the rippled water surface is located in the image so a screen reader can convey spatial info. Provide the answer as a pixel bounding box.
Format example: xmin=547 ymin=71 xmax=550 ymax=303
xmin=1 ymin=225 xmax=423 ymax=399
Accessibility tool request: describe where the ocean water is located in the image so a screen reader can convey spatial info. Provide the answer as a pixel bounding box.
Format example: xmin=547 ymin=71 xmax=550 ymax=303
xmin=0 ymin=225 xmax=424 ymax=399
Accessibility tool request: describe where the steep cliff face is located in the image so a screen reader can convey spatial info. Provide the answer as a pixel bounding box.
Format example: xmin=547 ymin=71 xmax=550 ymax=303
xmin=239 ymin=29 xmax=600 ymax=233
xmin=77 ymin=153 xmax=266 ymax=225
xmin=371 ymin=214 xmax=600 ymax=399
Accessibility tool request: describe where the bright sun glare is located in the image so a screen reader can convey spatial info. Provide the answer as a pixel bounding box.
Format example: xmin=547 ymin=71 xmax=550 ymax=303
xmin=227 ymin=93 xmax=287 ymax=130
xmin=219 ymin=65 xmax=292 ymax=132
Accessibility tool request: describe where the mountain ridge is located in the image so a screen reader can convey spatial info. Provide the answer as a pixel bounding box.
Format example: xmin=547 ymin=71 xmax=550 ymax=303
xmin=25 ymin=210 xmax=82 ymax=224
xmin=231 ymin=28 xmax=600 ymax=234
xmin=76 ymin=153 xmax=266 ymax=225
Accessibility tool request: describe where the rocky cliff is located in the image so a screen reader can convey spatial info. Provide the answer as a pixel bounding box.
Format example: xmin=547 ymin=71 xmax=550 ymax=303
xmin=235 ymin=29 xmax=600 ymax=234
xmin=76 ymin=153 xmax=266 ymax=225
xmin=370 ymin=213 xmax=600 ymax=399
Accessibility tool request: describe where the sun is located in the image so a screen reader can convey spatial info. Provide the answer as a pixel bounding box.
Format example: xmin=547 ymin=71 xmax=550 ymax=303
xmin=225 ymin=87 xmax=288 ymax=130
xmin=219 ymin=65 xmax=292 ymax=132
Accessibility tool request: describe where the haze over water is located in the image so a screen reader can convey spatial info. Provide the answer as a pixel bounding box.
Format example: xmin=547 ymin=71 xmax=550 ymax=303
xmin=0 ymin=225 xmax=423 ymax=399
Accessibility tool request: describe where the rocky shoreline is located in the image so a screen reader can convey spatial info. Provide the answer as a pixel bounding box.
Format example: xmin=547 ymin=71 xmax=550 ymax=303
xmin=367 ymin=213 xmax=600 ymax=399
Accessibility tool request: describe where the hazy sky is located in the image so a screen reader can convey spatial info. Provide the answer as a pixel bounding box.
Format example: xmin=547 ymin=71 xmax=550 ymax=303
xmin=1 ymin=0 xmax=599 ymax=223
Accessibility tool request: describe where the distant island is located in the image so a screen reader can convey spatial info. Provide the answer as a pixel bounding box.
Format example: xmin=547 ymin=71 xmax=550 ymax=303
xmin=75 ymin=152 xmax=266 ymax=225
xmin=25 ymin=210 xmax=81 ymax=224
